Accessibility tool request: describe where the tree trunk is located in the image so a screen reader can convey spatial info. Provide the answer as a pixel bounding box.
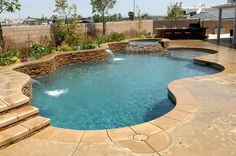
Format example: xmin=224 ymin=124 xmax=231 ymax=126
xmin=102 ymin=13 xmax=106 ymax=35
xmin=0 ymin=23 xmax=5 ymax=51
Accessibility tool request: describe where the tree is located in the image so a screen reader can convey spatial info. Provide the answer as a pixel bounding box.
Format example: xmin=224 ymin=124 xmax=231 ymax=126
xmin=142 ymin=13 xmax=150 ymax=19
xmin=165 ymin=2 xmax=184 ymax=28
xmin=54 ymin=0 xmax=77 ymax=23
xmin=0 ymin=0 xmax=21 ymax=50
xmin=136 ymin=8 xmax=142 ymax=36
xmin=118 ymin=13 xmax=122 ymax=21
xmin=90 ymin=0 xmax=117 ymax=35
xmin=128 ymin=11 xmax=134 ymax=21
xmin=53 ymin=0 xmax=81 ymax=46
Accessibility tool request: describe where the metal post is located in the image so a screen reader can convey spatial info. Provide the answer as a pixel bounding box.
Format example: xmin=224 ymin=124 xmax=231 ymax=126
xmin=232 ymin=8 xmax=236 ymax=48
xmin=133 ymin=0 xmax=136 ymax=20
xmin=217 ymin=8 xmax=222 ymax=44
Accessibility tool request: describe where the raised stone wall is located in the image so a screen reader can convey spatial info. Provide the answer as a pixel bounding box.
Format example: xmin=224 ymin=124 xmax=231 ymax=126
xmin=125 ymin=39 xmax=169 ymax=52
xmin=22 ymin=82 xmax=32 ymax=99
xmin=14 ymin=49 xmax=108 ymax=77
xmin=108 ymin=42 xmax=130 ymax=52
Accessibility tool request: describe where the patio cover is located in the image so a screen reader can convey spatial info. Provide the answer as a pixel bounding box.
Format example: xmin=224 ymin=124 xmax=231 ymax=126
xmin=213 ymin=3 xmax=236 ymax=48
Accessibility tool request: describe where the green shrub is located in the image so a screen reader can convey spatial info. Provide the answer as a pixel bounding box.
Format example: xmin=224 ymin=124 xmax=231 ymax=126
xmin=139 ymin=35 xmax=146 ymax=38
xmin=29 ymin=43 xmax=53 ymax=59
xmin=108 ymin=32 xmax=125 ymax=42
xmin=96 ymin=35 xmax=109 ymax=45
xmin=80 ymin=40 xmax=97 ymax=50
xmin=0 ymin=50 xmax=18 ymax=66
xmin=59 ymin=45 xmax=78 ymax=51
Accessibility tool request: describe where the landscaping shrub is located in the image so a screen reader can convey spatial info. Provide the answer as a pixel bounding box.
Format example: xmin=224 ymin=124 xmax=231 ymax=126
xmin=96 ymin=35 xmax=109 ymax=45
xmin=108 ymin=32 xmax=125 ymax=42
xmin=59 ymin=45 xmax=78 ymax=51
xmin=29 ymin=43 xmax=53 ymax=59
xmin=0 ymin=49 xmax=19 ymax=66
xmin=95 ymin=33 xmax=125 ymax=45
xmin=80 ymin=40 xmax=97 ymax=50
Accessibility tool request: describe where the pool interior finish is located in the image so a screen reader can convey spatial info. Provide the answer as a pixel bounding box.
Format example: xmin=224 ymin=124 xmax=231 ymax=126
xmin=32 ymin=50 xmax=219 ymax=130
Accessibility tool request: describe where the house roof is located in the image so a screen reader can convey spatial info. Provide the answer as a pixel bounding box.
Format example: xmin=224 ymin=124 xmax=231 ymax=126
xmin=213 ymin=3 xmax=236 ymax=9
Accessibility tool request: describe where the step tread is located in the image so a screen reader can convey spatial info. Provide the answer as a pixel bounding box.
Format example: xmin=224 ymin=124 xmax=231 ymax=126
xmin=21 ymin=116 xmax=51 ymax=133
xmin=0 ymin=124 xmax=29 ymax=147
xmin=0 ymin=113 xmax=18 ymax=128
xmin=9 ymin=105 xmax=39 ymax=120
xmin=1 ymin=93 xmax=30 ymax=109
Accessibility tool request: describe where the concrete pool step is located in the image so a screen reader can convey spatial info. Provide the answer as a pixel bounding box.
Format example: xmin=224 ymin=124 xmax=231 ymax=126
xmin=20 ymin=116 xmax=51 ymax=133
xmin=0 ymin=93 xmax=30 ymax=112
xmin=0 ymin=116 xmax=50 ymax=147
xmin=0 ymin=105 xmax=39 ymax=128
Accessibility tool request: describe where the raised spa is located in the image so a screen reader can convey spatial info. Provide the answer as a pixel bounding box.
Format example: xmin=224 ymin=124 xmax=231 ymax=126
xmin=129 ymin=39 xmax=159 ymax=46
xmin=32 ymin=49 xmax=219 ymax=130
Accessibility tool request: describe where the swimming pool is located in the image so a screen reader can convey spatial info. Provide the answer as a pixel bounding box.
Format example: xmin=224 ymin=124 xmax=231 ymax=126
xmin=32 ymin=49 xmax=218 ymax=130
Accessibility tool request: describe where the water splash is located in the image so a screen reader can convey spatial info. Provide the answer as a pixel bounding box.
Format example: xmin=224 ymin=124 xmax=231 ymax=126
xmin=105 ymin=49 xmax=114 ymax=61
xmin=113 ymin=58 xmax=125 ymax=61
xmin=31 ymin=79 xmax=45 ymax=89
xmin=45 ymin=89 xmax=69 ymax=98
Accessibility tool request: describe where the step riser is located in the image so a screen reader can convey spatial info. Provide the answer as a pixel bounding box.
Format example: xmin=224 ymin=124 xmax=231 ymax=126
xmin=0 ymin=116 xmax=51 ymax=148
xmin=0 ymin=124 xmax=50 ymax=148
xmin=0 ymin=101 xmax=29 ymax=114
xmin=0 ymin=105 xmax=39 ymax=129
xmin=0 ymin=95 xmax=30 ymax=114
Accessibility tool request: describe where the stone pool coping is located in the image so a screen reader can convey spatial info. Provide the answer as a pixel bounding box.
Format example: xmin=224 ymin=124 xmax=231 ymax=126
xmin=1 ymin=39 xmax=235 ymax=155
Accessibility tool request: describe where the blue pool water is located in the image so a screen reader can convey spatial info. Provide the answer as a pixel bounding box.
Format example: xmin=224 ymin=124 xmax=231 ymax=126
xmin=32 ymin=50 xmax=219 ymax=130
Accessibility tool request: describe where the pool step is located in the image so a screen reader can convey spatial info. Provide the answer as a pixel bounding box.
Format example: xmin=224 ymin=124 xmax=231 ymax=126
xmin=20 ymin=116 xmax=51 ymax=133
xmin=0 ymin=105 xmax=39 ymax=128
xmin=0 ymin=116 xmax=50 ymax=147
xmin=1 ymin=93 xmax=30 ymax=111
xmin=9 ymin=105 xmax=39 ymax=121
xmin=0 ymin=124 xmax=29 ymax=147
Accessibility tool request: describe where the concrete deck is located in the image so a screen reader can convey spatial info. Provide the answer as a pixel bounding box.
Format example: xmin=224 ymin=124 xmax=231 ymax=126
xmin=1 ymin=40 xmax=236 ymax=155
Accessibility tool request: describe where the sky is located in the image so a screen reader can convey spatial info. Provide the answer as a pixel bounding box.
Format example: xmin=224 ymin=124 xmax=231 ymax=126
xmin=1 ymin=0 xmax=226 ymax=19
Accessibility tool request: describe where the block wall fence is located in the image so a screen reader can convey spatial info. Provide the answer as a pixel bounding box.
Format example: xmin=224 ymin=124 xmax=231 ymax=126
xmin=2 ymin=19 xmax=234 ymax=49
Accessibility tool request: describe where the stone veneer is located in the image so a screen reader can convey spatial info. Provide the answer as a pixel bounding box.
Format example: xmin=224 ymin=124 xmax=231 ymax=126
xmin=21 ymin=82 xmax=33 ymax=99
xmin=126 ymin=39 xmax=169 ymax=52
xmin=108 ymin=41 xmax=130 ymax=52
xmin=108 ymin=38 xmax=170 ymax=53
xmin=14 ymin=48 xmax=108 ymax=77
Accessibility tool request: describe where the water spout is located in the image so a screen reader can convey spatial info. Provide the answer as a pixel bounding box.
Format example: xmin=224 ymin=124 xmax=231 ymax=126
xmin=105 ymin=49 xmax=114 ymax=61
xmin=31 ymin=79 xmax=45 ymax=89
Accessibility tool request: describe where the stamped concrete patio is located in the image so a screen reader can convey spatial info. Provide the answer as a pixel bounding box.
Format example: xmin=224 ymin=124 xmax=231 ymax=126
xmin=1 ymin=40 xmax=236 ymax=156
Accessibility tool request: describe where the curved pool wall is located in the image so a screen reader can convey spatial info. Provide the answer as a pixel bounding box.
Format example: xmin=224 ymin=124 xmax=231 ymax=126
xmin=31 ymin=49 xmax=219 ymax=130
